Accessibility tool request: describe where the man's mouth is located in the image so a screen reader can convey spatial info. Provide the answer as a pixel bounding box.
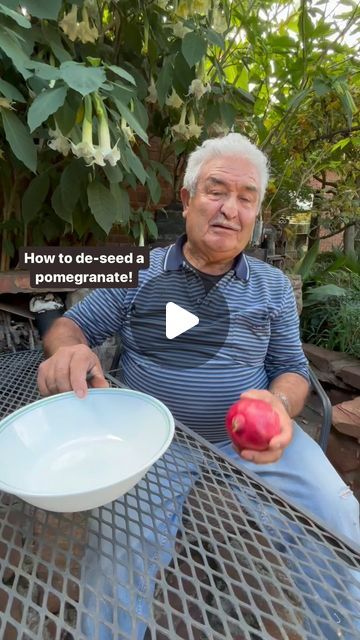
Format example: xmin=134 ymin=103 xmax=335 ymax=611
xmin=211 ymin=223 xmax=240 ymax=231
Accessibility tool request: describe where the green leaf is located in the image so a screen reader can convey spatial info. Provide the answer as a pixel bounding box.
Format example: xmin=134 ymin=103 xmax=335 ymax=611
xmin=147 ymin=169 xmax=161 ymax=205
xmin=28 ymin=86 xmax=67 ymax=132
xmin=55 ymin=94 xmax=81 ymax=135
xmin=60 ymin=161 xmax=82 ymax=213
xmin=268 ymin=34 xmax=295 ymax=49
xmin=18 ymin=0 xmax=62 ymax=19
xmin=303 ymin=284 xmax=347 ymax=306
xmin=87 ymin=181 xmax=117 ymax=234
xmin=145 ymin=216 xmax=158 ymax=240
xmin=2 ymin=237 xmax=14 ymax=257
xmin=340 ymin=91 xmax=355 ymax=128
xmin=0 ymin=3 xmax=31 ymax=28
xmin=156 ymin=58 xmax=174 ymax=108
xmin=60 ymin=61 xmax=106 ymax=97
xmin=22 ymin=173 xmax=50 ymax=223
xmin=293 ymin=240 xmax=319 ymax=280
xmin=123 ymin=147 xmax=147 ymax=184
xmin=0 ymin=78 xmax=25 ymax=102
xmin=313 ymin=77 xmax=330 ymax=97
xmin=25 ymin=61 xmax=60 ymax=81
xmin=43 ymin=215 xmax=64 ymax=242
xmin=108 ymin=64 xmax=136 ymax=86
xmin=73 ymin=207 xmax=91 ymax=238
xmin=1 ymin=109 xmax=37 ymax=172
xmin=288 ymin=88 xmax=310 ymax=110
xmin=152 ymin=161 xmax=172 ymax=185
xmin=107 ymin=82 xmax=135 ymax=104
xmin=331 ymin=138 xmax=350 ymax=153
xmin=133 ymin=98 xmax=148 ymax=132
xmin=205 ymin=28 xmax=225 ymax=49
xmin=113 ymin=98 xmax=148 ymax=143
xmin=173 ymin=139 xmax=187 ymax=155
xmin=237 ymin=66 xmax=249 ymax=92
xmin=51 ymin=184 xmax=73 ymax=224
xmin=173 ymin=52 xmax=196 ymax=96
xmin=42 ymin=24 xmax=72 ymax=62
xmin=110 ymin=183 xmax=131 ymax=225
xmin=0 ymin=27 xmax=31 ymax=72
xmin=103 ymin=163 xmax=123 ymax=184
xmin=219 ymin=102 xmax=236 ymax=128
xmin=299 ymin=5 xmax=313 ymax=40
xmin=181 ymin=32 xmax=207 ymax=68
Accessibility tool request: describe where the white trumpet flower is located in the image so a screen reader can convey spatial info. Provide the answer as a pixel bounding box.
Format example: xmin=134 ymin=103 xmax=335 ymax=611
xmin=172 ymin=22 xmax=191 ymax=38
xmin=171 ymin=105 xmax=188 ymax=140
xmin=77 ymin=7 xmax=99 ymax=44
xmin=59 ymin=4 xmax=79 ymax=41
xmin=48 ymin=124 xmax=71 ymax=156
xmin=146 ymin=77 xmax=158 ymax=104
xmin=0 ymin=97 xmax=15 ymax=110
xmin=188 ymin=79 xmax=211 ymax=100
xmin=92 ymin=93 xmax=120 ymax=166
xmin=165 ymin=89 xmax=183 ymax=109
xmin=59 ymin=4 xmax=98 ymax=44
xmin=120 ymin=118 xmax=135 ymax=144
xmin=187 ymin=110 xmax=202 ymax=139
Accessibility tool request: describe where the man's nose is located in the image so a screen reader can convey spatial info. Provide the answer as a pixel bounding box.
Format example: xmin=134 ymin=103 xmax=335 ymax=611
xmin=220 ymin=195 xmax=238 ymax=217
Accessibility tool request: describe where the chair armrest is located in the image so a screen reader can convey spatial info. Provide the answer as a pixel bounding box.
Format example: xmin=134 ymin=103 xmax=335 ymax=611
xmin=308 ymin=367 xmax=332 ymax=452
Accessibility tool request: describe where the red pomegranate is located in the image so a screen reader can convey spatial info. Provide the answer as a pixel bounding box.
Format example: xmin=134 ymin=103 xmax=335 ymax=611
xmin=226 ymin=397 xmax=281 ymax=451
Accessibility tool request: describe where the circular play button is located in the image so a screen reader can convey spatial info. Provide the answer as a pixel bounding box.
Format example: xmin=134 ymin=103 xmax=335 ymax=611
xmin=128 ymin=270 xmax=230 ymax=370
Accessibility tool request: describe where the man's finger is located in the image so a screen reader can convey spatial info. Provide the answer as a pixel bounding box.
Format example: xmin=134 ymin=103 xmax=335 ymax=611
xmin=88 ymin=365 xmax=109 ymax=389
xmin=38 ymin=363 xmax=59 ymax=397
xmin=53 ymin=362 xmax=72 ymax=394
xmin=69 ymin=353 xmax=95 ymax=398
xmin=240 ymin=448 xmax=283 ymax=464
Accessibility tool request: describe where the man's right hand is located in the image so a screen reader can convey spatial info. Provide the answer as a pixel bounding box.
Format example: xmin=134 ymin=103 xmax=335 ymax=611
xmin=37 ymin=344 xmax=108 ymax=398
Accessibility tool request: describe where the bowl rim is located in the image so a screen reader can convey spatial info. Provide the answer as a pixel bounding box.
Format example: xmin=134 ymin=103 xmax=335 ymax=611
xmin=0 ymin=387 xmax=175 ymax=498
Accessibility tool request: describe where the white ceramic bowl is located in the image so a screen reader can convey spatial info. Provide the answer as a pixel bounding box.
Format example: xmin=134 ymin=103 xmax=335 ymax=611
xmin=0 ymin=388 xmax=174 ymax=512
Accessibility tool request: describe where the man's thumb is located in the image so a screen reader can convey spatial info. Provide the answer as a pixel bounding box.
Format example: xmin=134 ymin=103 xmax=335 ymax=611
xmin=87 ymin=366 xmax=109 ymax=389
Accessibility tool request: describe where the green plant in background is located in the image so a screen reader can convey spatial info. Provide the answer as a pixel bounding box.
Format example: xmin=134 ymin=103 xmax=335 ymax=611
xmin=295 ymin=243 xmax=360 ymax=358
xmin=0 ymin=0 xmax=359 ymax=271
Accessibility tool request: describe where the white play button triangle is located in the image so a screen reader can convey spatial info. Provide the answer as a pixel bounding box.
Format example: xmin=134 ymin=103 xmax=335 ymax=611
xmin=165 ymin=302 xmax=199 ymax=340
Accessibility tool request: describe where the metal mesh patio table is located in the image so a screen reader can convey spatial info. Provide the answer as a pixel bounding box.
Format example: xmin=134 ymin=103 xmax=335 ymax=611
xmin=0 ymin=349 xmax=360 ymax=640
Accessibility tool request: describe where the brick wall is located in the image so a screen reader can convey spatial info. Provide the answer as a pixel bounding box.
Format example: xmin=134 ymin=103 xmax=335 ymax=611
xmin=319 ymin=230 xmax=343 ymax=252
xmin=309 ymin=173 xmax=344 ymax=252
xmin=108 ymin=136 xmax=179 ymax=244
xmin=128 ymin=136 xmax=177 ymax=210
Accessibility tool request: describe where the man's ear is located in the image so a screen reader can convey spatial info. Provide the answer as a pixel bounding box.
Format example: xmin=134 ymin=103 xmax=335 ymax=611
xmin=180 ymin=187 xmax=190 ymax=218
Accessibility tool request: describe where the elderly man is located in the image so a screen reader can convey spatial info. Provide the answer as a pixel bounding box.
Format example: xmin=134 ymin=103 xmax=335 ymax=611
xmin=38 ymin=133 xmax=359 ymax=542
xmin=38 ymin=134 xmax=359 ymax=638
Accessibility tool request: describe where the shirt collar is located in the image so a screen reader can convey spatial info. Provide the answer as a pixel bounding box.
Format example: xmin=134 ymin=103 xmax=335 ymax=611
xmin=163 ymin=234 xmax=250 ymax=282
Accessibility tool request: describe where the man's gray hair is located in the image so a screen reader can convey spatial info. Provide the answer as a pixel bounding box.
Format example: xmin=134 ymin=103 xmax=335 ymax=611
xmin=183 ymin=133 xmax=270 ymax=205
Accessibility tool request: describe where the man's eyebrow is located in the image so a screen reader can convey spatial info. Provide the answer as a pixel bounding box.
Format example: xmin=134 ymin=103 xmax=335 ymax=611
xmin=205 ymin=176 xmax=258 ymax=194
xmin=243 ymin=184 xmax=258 ymax=193
xmin=205 ymin=177 xmax=227 ymax=188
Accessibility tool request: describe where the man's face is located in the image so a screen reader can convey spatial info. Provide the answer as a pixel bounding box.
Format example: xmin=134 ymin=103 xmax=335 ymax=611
xmin=181 ymin=155 xmax=261 ymax=258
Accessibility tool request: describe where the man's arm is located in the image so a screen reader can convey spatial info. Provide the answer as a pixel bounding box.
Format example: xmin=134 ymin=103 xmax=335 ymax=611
xmin=237 ymin=277 xmax=310 ymax=464
xmin=38 ymin=317 xmax=108 ymax=398
xmin=42 ymin=317 xmax=88 ymax=356
xmin=269 ymin=372 xmax=309 ymax=418
xmin=38 ymin=288 xmax=128 ymax=397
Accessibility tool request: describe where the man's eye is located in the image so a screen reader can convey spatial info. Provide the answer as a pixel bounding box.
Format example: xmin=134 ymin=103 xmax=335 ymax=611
xmin=211 ymin=191 xmax=224 ymax=197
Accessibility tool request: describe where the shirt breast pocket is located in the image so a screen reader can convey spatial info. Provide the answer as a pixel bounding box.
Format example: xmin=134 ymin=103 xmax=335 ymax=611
xmin=229 ymin=311 xmax=271 ymax=365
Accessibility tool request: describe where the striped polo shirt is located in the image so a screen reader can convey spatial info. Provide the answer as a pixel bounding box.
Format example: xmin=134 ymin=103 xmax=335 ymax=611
xmin=65 ymin=236 xmax=309 ymax=443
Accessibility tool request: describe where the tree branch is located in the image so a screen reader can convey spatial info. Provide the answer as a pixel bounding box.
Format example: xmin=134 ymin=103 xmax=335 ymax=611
xmin=319 ymin=220 xmax=358 ymax=241
xmin=313 ymin=174 xmax=338 ymax=187
xmin=317 ymin=125 xmax=360 ymax=141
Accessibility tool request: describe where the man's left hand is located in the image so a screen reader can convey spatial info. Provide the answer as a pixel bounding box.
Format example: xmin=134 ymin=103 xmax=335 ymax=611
xmin=234 ymin=389 xmax=293 ymax=465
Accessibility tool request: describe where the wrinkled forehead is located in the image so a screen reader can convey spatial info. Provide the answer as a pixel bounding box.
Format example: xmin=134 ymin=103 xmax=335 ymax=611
xmin=198 ymin=155 xmax=260 ymax=188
